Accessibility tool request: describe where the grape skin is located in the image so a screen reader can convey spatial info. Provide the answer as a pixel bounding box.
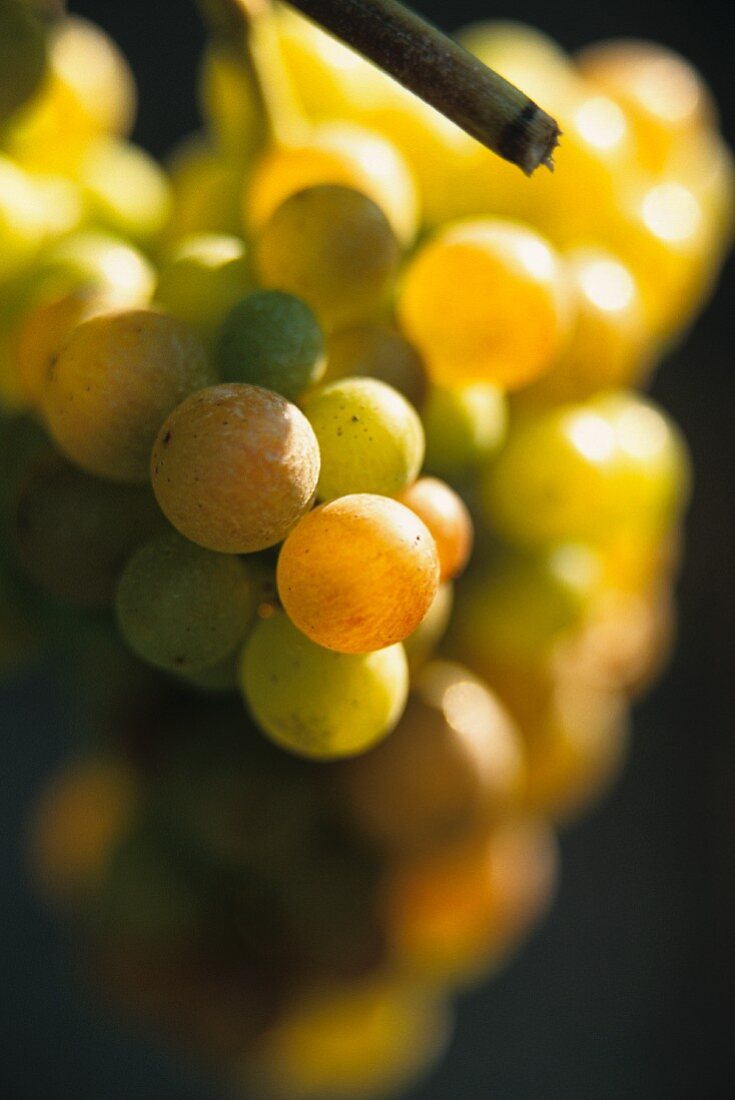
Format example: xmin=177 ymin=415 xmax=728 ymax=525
xmin=151 ymin=383 xmax=320 ymax=554
xmin=277 ymin=493 xmax=440 ymax=654
xmin=241 ymin=611 xmax=409 ymax=760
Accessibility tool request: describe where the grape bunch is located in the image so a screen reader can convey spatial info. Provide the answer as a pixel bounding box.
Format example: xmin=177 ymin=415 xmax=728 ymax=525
xmin=1 ymin=3 xmax=732 ymax=1098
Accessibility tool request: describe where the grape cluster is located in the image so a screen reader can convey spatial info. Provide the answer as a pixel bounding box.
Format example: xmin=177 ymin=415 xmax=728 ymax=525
xmin=1 ymin=4 xmax=732 ymax=1098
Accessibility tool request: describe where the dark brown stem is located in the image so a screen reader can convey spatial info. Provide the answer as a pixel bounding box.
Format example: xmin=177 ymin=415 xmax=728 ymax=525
xmin=286 ymin=0 xmax=560 ymax=174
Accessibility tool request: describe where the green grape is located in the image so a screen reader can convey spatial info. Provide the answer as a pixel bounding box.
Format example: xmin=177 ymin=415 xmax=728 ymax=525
xmin=44 ymin=308 xmax=215 ymax=482
xmin=77 ymin=137 xmax=172 ymax=243
xmin=303 ymin=378 xmax=424 ymax=500
xmin=116 ymin=531 xmax=260 ymax=674
xmin=155 ymin=234 xmax=253 ymax=341
xmin=151 ymin=383 xmax=320 ymax=554
xmin=240 ymin=611 xmax=409 ymax=759
xmin=324 ymin=324 xmax=427 ymax=409
xmin=422 ymin=383 xmax=508 ymax=480
xmin=216 ymin=290 xmax=325 ymax=400
xmin=0 ymin=0 xmax=47 ymax=124
xmin=256 ymin=185 xmax=401 ymax=330
xmin=12 ymin=453 xmax=164 ymax=610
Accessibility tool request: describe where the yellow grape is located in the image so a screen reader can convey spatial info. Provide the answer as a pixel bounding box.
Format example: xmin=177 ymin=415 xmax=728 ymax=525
xmin=422 ymin=382 xmax=508 ymax=480
xmin=244 ymin=977 xmax=451 ymax=1100
xmin=0 ymin=155 xmax=49 ymax=284
xmin=277 ymin=494 xmax=440 ymax=654
xmin=246 ymin=121 xmax=420 ymax=245
xmin=398 ymin=477 xmax=473 ymax=582
xmin=240 ymin=610 xmax=409 ymax=760
xmin=339 ymin=660 xmax=523 ymax=855
xmin=163 ymin=136 xmax=245 ymax=241
xmin=5 ymin=15 xmax=136 ymax=173
xmin=36 ymin=229 xmax=156 ymax=307
xmin=44 ymin=308 xmax=214 ymax=482
xmin=324 ymin=324 xmax=427 ymax=409
xmin=577 ymin=39 xmax=716 ymax=173
xmin=398 ymin=219 xmax=571 ymax=390
xmin=76 ymin=137 xmax=172 ymax=243
xmin=256 ymin=184 xmax=401 ymax=331
xmin=151 ymin=383 xmax=320 ymax=554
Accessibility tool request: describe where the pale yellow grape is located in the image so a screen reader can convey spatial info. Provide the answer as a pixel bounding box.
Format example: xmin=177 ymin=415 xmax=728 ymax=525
xmin=247 ymin=121 xmax=420 ymax=245
xmin=302 ymin=378 xmax=424 ymax=500
xmin=155 ymin=234 xmax=253 ymax=340
xmin=398 ymin=220 xmax=571 ymax=390
xmin=44 ymin=308 xmax=214 ymax=482
xmin=240 ymin=611 xmax=408 ymax=760
xmin=151 ymin=383 xmax=320 ymax=554
xmin=0 ymin=155 xmax=49 ymax=283
xmin=256 ymin=185 xmax=401 ymax=330
xmin=277 ymin=494 xmax=440 ymax=654
xmin=37 ymin=229 xmax=156 ymax=307
xmin=422 ymin=382 xmax=508 ymax=479
xmin=6 ymin=15 xmax=136 ymax=173
xmin=77 ymin=138 xmax=172 ymax=243
xmin=324 ymin=324 xmax=427 ymax=409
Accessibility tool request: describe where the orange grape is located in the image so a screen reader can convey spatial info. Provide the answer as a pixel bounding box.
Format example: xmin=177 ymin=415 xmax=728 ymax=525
xmin=277 ymin=494 xmax=440 ymax=654
xmin=398 ymin=477 xmax=473 ymax=582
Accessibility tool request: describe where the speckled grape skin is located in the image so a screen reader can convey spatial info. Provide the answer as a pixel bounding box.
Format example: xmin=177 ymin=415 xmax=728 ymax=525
xmin=151 ymin=383 xmax=320 ymax=554
xmin=241 ymin=612 xmax=409 ymax=759
xmin=277 ymin=494 xmax=440 ymax=654
xmin=303 ymin=377 xmax=424 ymax=500
xmin=44 ymin=308 xmax=215 ymax=482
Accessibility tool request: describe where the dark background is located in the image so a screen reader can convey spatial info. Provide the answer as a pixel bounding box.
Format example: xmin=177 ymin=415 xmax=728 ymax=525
xmin=2 ymin=1 xmax=734 ymax=1097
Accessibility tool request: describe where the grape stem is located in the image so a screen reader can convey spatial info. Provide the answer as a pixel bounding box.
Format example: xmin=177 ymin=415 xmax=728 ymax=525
xmin=285 ymin=0 xmax=560 ymax=174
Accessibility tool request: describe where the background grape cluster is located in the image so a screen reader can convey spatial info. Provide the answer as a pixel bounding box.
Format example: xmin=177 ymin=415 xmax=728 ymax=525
xmin=0 ymin=2 xmax=733 ymax=1098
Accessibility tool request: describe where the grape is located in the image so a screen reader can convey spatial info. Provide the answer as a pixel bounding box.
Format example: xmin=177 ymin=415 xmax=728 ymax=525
xmin=216 ymin=290 xmax=325 ymax=400
xmin=164 ymin=136 xmax=245 ymax=241
xmin=403 ymin=582 xmax=454 ymax=674
xmin=5 ymin=16 xmax=136 ymax=172
xmin=398 ymin=219 xmax=571 ymax=390
xmin=422 ymin=383 xmax=508 ymax=479
xmin=339 ymin=660 xmax=522 ymax=855
xmin=38 ymin=229 xmax=156 ymax=307
xmin=245 ymin=978 xmax=451 ymax=1100
xmin=151 ymin=383 xmax=320 ymax=554
xmin=116 ymin=531 xmax=260 ymax=675
xmin=519 ymin=247 xmax=654 ymax=405
xmin=13 ymin=454 xmax=164 ymax=610
xmin=383 ymin=819 xmax=559 ymax=986
xmin=577 ymin=40 xmax=715 ymax=174
xmin=155 ymin=234 xmax=253 ymax=341
xmin=77 ymin=137 xmax=172 ymax=243
xmin=0 ymin=155 xmax=48 ymax=283
xmin=256 ymin=185 xmax=401 ymax=330
xmin=240 ymin=611 xmax=408 ymax=759
xmin=398 ymin=478 xmax=473 ymax=582
xmin=12 ymin=287 xmax=117 ymax=410
xmin=0 ymin=0 xmax=47 ymax=124
xmin=324 ymin=324 xmax=427 ymax=409
xmin=302 ymin=378 xmax=424 ymax=501
xmin=277 ymin=494 xmax=439 ymax=654
xmin=483 ymin=394 xmax=690 ymax=547
xmin=27 ymin=757 xmax=139 ymax=906
xmin=44 ymin=308 xmax=215 ymax=483
xmin=246 ymin=121 xmax=420 ymax=245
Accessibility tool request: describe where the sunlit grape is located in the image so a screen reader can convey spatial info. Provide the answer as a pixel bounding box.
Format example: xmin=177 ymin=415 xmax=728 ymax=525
xmin=37 ymin=229 xmax=156 ymax=307
xmin=77 ymin=137 xmax=172 ymax=243
xmin=44 ymin=308 xmax=214 ymax=482
xmin=398 ymin=477 xmax=473 ymax=582
xmin=216 ymin=290 xmax=325 ymax=400
xmin=116 ymin=531 xmax=260 ymax=674
xmin=277 ymin=494 xmax=439 ymax=654
xmin=303 ymin=378 xmax=424 ymax=500
xmin=324 ymin=324 xmax=427 ymax=408
xmin=151 ymin=383 xmax=320 ymax=554
xmin=256 ymin=185 xmax=401 ymax=330
xmin=241 ymin=610 xmax=408 ymax=759
xmin=398 ymin=219 xmax=571 ymax=390
xmin=155 ymin=234 xmax=253 ymax=341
